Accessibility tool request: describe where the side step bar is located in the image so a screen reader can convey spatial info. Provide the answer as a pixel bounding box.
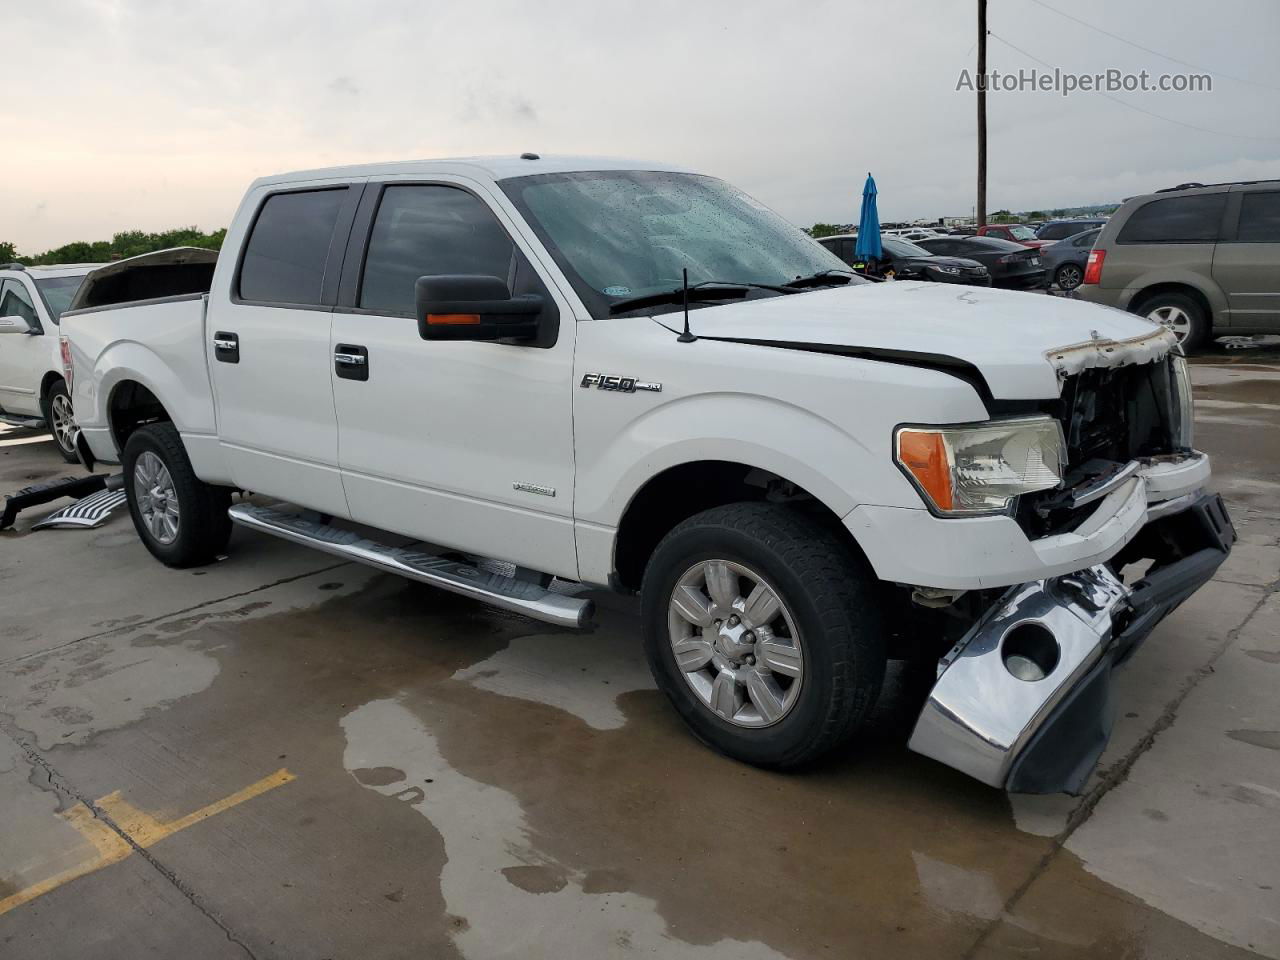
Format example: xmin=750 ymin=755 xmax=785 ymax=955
xmin=0 ymin=413 xmax=47 ymax=429
xmin=228 ymin=503 xmax=594 ymax=629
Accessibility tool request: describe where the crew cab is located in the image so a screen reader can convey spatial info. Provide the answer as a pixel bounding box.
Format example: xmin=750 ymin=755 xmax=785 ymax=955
xmin=60 ymin=156 xmax=1234 ymax=793
xmin=0 ymin=262 xmax=98 ymax=460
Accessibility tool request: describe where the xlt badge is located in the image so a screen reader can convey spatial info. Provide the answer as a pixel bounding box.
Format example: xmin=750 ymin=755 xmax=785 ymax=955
xmin=580 ymin=373 xmax=662 ymax=393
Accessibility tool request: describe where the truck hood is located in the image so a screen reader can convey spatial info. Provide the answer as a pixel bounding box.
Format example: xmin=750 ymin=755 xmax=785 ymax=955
xmin=657 ymin=281 xmax=1175 ymax=400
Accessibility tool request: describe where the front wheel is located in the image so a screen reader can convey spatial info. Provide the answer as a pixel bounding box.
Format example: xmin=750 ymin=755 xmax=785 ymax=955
xmin=43 ymin=380 xmax=78 ymax=463
xmin=641 ymin=503 xmax=887 ymax=768
xmin=123 ymin=422 xmax=232 ymax=567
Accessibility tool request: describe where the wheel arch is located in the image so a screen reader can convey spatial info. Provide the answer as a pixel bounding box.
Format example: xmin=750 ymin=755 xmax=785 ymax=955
xmin=610 ymin=459 xmax=871 ymax=592
xmin=1127 ymin=280 xmax=1220 ymax=326
xmin=108 ymin=379 xmax=173 ymax=452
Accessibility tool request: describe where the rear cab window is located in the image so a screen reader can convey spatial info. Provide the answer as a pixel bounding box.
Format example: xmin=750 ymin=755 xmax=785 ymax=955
xmin=237 ymin=188 xmax=349 ymax=305
xmin=1118 ymin=194 xmax=1226 ymax=244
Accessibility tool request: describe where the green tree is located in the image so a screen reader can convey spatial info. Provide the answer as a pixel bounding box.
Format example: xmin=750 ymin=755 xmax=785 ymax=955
xmin=0 ymin=241 xmax=17 ymax=263
xmin=20 ymin=226 xmax=227 ymax=266
xmin=806 ymin=223 xmax=843 ymax=239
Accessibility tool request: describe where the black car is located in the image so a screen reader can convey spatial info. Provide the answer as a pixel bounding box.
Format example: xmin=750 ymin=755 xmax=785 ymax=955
xmin=1035 ymin=218 xmax=1107 ymax=242
xmin=818 ymin=235 xmax=990 ymax=286
xmin=915 ymin=235 xmax=1047 ymax=289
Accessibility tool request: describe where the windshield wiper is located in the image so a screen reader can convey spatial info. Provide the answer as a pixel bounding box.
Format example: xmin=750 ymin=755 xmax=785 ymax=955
xmin=607 ymin=283 xmax=755 ymax=316
xmin=782 ymin=270 xmax=857 ymax=289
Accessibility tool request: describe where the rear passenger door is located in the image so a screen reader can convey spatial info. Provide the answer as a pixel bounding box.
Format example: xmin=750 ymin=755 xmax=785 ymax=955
xmin=1214 ymin=188 xmax=1280 ymax=329
xmin=329 ymin=179 xmax=579 ymax=578
xmin=209 ymin=182 xmax=363 ymax=517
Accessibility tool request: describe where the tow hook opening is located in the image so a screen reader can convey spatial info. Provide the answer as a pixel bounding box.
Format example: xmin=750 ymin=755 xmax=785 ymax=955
xmin=1001 ymin=622 xmax=1060 ymax=682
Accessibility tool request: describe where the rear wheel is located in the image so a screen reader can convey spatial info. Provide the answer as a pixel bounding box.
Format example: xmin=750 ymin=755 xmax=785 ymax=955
xmin=43 ymin=380 xmax=78 ymax=463
xmin=1055 ymin=262 xmax=1083 ymax=292
xmin=123 ymin=422 xmax=231 ymax=567
xmin=641 ymin=502 xmax=887 ymax=768
xmin=1137 ymin=291 xmax=1209 ymax=350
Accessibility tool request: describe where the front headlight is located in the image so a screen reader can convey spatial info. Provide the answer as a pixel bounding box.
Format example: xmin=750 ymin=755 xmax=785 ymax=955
xmin=895 ymin=417 xmax=1066 ymax=516
xmin=1171 ymin=354 xmax=1194 ymax=448
xmin=929 ymin=264 xmax=961 ymax=275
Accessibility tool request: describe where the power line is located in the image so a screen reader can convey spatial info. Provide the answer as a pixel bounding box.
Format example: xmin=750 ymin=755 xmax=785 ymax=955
xmin=988 ymin=31 xmax=1280 ymax=142
xmin=1026 ymin=0 xmax=1280 ymax=91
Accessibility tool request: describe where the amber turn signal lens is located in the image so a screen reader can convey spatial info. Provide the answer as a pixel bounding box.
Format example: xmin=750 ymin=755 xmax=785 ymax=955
xmin=426 ymin=313 xmax=481 ymax=325
xmin=896 ymin=430 xmax=953 ymax=512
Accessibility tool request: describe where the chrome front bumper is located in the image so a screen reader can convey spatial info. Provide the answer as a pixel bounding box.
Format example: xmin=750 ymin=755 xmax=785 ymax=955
xmin=908 ymin=490 xmax=1235 ymax=793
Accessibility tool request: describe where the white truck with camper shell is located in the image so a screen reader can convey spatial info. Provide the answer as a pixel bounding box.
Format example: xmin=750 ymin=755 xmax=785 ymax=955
xmin=0 ymin=261 xmax=98 ymax=460
xmin=60 ymin=155 xmax=1234 ymax=793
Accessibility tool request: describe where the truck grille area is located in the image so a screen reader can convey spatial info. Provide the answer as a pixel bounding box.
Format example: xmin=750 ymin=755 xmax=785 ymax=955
xmin=1017 ymin=356 xmax=1186 ymax=537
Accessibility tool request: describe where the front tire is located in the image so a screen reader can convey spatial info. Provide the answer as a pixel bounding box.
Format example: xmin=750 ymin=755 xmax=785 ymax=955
xmin=640 ymin=503 xmax=887 ymax=768
xmin=43 ymin=380 xmax=78 ymax=463
xmin=123 ymin=423 xmax=231 ymax=567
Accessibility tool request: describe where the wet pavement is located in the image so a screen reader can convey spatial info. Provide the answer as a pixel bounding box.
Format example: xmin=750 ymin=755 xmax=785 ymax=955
xmin=1 ymin=351 xmax=1278 ymax=959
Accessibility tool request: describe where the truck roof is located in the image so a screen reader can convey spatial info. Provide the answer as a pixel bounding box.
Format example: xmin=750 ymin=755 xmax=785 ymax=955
xmin=253 ymin=154 xmax=695 ymax=188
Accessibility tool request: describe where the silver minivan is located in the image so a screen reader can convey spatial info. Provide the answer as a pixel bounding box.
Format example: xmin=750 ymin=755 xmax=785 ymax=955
xmin=1078 ymin=180 xmax=1280 ymax=348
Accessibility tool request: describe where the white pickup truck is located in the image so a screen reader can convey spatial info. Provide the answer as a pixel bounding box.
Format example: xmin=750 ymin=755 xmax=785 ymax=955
xmin=61 ymin=156 xmax=1234 ymax=793
xmin=0 ymin=262 xmax=98 ymax=460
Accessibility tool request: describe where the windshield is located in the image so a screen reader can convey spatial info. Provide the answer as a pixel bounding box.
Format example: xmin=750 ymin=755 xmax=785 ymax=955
xmin=1007 ymin=225 xmax=1037 ymax=240
xmin=500 ymin=170 xmax=864 ymax=317
xmin=34 ymin=276 xmax=87 ymax=322
xmin=881 ymin=237 xmax=931 ymax=258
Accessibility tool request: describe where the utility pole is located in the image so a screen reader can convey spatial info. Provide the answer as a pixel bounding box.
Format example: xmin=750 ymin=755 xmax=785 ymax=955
xmin=976 ymin=0 xmax=988 ymax=227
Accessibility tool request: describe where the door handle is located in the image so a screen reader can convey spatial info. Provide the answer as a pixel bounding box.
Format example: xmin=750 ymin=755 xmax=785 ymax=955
xmin=213 ymin=331 xmax=239 ymax=363
xmin=335 ymin=344 xmax=369 ymax=381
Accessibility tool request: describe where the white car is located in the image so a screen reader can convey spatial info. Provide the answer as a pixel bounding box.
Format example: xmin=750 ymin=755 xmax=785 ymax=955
xmin=0 ymin=262 xmax=98 ymax=460
xmin=60 ymin=155 xmax=1234 ymax=793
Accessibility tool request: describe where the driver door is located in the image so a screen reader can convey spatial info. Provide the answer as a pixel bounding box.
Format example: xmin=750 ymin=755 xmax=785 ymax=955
xmin=330 ymin=180 xmax=579 ymax=579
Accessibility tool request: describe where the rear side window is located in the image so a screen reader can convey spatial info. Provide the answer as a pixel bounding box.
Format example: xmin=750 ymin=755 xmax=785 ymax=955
xmin=1118 ymin=194 xmax=1225 ymax=244
xmin=238 ymin=188 xmax=346 ymax=305
xmin=359 ymin=185 xmax=515 ymax=316
xmin=1237 ymin=191 xmax=1280 ymax=243
xmin=1072 ymin=229 xmax=1101 ymax=248
xmin=1038 ymin=223 xmax=1075 ymax=241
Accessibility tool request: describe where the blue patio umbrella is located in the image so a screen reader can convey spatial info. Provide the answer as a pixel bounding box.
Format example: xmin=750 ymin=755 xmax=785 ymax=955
xmin=854 ymin=173 xmax=882 ymax=266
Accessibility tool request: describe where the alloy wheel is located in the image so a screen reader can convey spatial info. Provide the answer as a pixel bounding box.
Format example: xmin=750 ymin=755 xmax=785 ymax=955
xmin=667 ymin=559 xmax=804 ymax=727
xmin=1057 ymin=263 xmax=1083 ymax=291
xmin=1147 ymin=304 xmax=1192 ymax=342
xmin=50 ymin=393 xmax=76 ymax=455
xmin=134 ymin=451 xmax=180 ymax=545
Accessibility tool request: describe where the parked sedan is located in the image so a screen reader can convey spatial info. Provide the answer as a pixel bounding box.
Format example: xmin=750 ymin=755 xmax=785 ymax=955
xmin=915 ymin=235 xmax=1048 ymax=289
xmin=975 ymin=223 xmax=1052 ymax=252
xmin=818 ymin=234 xmax=991 ymax=285
xmin=1039 ymin=227 xmax=1102 ymax=291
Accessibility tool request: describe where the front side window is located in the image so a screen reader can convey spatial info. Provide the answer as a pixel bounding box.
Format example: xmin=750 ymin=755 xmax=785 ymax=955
xmin=500 ymin=170 xmax=862 ymax=318
xmin=359 ymin=185 xmax=516 ymax=315
xmin=34 ymin=276 xmax=86 ymax=322
xmin=1118 ymin=194 xmax=1226 ymax=244
xmin=1236 ymin=191 xmax=1280 ymax=243
xmin=0 ymin=279 xmax=39 ymax=327
xmin=238 ymin=188 xmax=347 ymax=305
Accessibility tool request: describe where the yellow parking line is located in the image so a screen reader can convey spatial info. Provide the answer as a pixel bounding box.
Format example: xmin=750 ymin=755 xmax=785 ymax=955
xmin=0 ymin=768 xmax=295 ymax=917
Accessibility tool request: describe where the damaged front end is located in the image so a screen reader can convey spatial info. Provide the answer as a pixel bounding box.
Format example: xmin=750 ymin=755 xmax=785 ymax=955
xmin=908 ymin=490 xmax=1235 ymax=794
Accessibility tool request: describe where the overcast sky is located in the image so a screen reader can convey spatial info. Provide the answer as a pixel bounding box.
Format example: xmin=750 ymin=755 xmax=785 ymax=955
xmin=4 ymin=0 xmax=1278 ymax=252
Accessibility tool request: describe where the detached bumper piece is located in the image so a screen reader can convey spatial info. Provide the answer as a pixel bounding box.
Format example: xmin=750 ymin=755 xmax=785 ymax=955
xmin=0 ymin=474 xmax=110 ymax=531
xmin=908 ymin=491 xmax=1235 ymax=794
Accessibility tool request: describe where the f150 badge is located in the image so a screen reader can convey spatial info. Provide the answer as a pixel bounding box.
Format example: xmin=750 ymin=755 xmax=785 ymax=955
xmin=580 ymin=373 xmax=662 ymax=393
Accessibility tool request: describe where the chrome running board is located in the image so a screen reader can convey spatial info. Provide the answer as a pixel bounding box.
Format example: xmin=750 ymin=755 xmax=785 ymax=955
xmin=228 ymin=503 xmax=594 ymax=629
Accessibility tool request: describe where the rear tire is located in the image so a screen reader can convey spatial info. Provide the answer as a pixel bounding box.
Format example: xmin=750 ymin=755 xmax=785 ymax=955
xmin=640 ymin=502 xmax=887 ymax=768
xmin=1054 ymin=262 xmax=1084 ymax=292
xmin=43 ymin=380 xmax=78 ymax=463
xmin=123 ymin=422 xmax=231 ymax=567
xmin=1136 ymin=291 xmax=1209 ymax=351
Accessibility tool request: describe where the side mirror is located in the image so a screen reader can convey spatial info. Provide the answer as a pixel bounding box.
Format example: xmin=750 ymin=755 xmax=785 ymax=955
xmin=415 ymin=275 xmax=542 ymax=342
xmin=0 ymin=315 xmax=36 ymax=335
